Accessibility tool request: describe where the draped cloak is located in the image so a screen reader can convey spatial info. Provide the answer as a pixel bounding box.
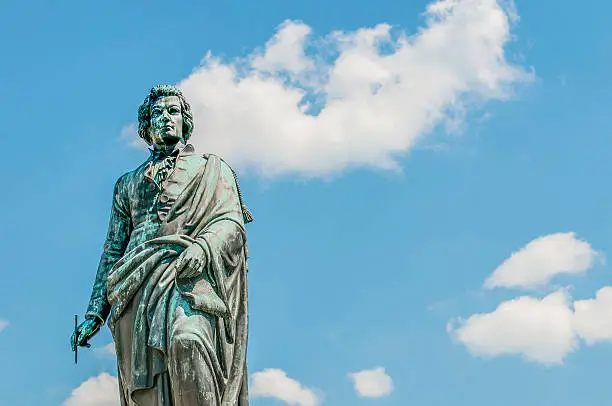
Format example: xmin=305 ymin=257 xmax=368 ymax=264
xmin=92 ymin=151 xmax=251 ymax=405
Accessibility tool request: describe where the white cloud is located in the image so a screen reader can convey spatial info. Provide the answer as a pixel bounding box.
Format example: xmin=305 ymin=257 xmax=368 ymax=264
xmin=573 ymin=286 xmax=612 ymax=344
xmin=250 ymin=368 xmax=321 ymax=406
xmin=449 ymin=290 xmax=579 ymax=365
xmin=349 ymin=367 xmax=394 ymax=398
xmin=94 ymin=342 xmax=116 ymax=358
xmin=125 ymin=0 xmax=531 ymax=178
xmin=452 ymin=232 xmax=609 ymax=365
xmin=63 ymin=373 xmax=119 ymax=406
xmin=0 ymin=320 xmax=8 ymax=333
xmin=251 ymin=20 xmax=314 ymax=75
xmin=484 ymin=233 xmax=601 ymax=290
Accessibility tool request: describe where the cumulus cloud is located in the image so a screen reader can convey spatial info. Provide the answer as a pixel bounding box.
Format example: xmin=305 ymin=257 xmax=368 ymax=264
xmin=0 ymin=320 xmax=8 ymax=333
xmin=484 ymin=233 xmax=602 ymax=290
xmin=450 ymin=285 xmax=612 ymax=365
xmin=449 ymin=290 xmax=579 ymax=365
xmin=126 ymin=0 xmax=531 ymax=178
xmin=573 ymin=286 xmax=612 ymax=344
xmin=349 ymin=367 xmax=394 ymax=398
xmin=250 ymin=368 xmax=321 ymax=406
xmin=94 ymin=342 xmax=116 ymax=358
xmin=63 ymin=373 xmax=119 ymax=406
xmin=449 ymin=232 xmax=612 ymax=365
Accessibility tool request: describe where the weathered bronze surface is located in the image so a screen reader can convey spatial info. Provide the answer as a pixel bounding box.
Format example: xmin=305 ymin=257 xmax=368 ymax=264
xmin=70 ymin=85 xmax=253 ymax=405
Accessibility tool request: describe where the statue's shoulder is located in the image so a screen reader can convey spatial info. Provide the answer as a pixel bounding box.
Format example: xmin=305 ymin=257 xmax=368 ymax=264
xmin=200 ymin=153 xmax=232 ymax=171
xmin=185 ymin=148 xmax=237 ymax=180
xmin=115 ymin=160 xmax=148 ymax=188
xmin=200 ymin=153 xmax=253 ymax=224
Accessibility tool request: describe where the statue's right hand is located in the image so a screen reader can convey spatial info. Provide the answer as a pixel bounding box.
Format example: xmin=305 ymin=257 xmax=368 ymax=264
xmin=70 ymin=318 xmax=102 ymax=352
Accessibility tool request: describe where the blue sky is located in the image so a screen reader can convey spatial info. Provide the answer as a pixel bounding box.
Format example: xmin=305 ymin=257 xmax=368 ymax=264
xmin=2 ymin=0 xmax=612 ymax=405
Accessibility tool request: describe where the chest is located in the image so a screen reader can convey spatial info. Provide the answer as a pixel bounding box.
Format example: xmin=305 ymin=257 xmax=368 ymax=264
xmin=127 ymin=155 xmax=207 ymax=222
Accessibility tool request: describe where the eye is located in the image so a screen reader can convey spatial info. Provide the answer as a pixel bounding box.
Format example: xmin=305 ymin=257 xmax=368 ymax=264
xmin=169 ymin=107 xmax=180 ymax=115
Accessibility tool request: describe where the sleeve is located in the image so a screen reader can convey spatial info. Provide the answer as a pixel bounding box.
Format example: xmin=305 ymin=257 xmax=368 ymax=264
xmin=85 ymin=174 xmax=132 ymax=324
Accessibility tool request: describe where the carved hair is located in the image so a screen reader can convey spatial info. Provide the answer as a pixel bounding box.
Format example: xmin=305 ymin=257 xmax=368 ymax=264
xmin=137 ymin=85 xmax=194 ymax=145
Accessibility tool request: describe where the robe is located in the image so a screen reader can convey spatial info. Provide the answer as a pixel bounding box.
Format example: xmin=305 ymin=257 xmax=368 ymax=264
xmin=85 ymin=145 xmax=251 ymax=406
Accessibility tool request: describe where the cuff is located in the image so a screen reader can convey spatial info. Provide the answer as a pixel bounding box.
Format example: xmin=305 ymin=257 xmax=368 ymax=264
xmin=85 ymin=312 xmax=105 ymax=326
xmin=86 ymin=298 xmax=110 ymax=325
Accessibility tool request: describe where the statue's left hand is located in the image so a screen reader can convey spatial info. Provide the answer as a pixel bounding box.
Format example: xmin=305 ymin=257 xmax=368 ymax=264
xmin=175 ymin=242 xmax=206 ymax=279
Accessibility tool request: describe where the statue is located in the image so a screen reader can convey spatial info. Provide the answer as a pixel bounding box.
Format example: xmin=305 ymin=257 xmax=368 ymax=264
xmin=70 ymin=85 xmax=253 ymax=406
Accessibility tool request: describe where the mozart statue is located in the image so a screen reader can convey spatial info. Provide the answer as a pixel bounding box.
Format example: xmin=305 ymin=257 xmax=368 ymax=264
xmin=70 ymin=84 xmax=253 ymax=406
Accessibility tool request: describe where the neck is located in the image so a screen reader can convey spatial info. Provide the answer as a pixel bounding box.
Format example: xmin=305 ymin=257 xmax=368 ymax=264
xmin=153 ymin=141 xmax=182 ymax=157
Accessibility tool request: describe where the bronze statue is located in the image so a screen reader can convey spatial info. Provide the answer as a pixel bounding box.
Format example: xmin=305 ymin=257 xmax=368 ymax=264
xmin=70 ymin=85 xmax=253 ymax=405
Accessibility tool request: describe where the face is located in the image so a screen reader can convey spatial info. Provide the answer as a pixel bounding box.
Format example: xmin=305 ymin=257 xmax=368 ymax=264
xmin=149 ymin=96 xmax=184 ymax=149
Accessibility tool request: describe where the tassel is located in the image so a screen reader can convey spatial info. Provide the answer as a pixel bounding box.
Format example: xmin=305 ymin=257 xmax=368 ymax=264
xmin=242 ymin=207 xmax=254 ymax=224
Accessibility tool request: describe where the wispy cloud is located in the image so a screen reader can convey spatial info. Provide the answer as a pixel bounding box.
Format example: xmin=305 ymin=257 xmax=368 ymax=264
xmin=118 ymin=123 xmax=141 ymax=149
xmin=124 ymin=0 xmax=531 ymax=178
xmin=0 ymin=320 xmax=8 ymax=333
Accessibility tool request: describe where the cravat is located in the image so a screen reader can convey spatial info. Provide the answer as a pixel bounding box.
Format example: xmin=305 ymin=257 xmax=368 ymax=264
xmin=152 ymin=154 xmax=177 ymax=185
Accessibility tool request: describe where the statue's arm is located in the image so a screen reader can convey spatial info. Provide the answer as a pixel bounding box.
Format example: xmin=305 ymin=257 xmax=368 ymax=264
xmin=85 ymin=174 xmax=132 ymax=325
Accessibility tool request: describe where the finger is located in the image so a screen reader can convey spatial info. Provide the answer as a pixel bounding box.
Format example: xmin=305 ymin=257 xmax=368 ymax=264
xmin=188 ymin=258 xmax=202 ymax=277
xmin=78 ymin=338 xmax=91 ymax=348
xmin=78 ymin=330 xmax=90 ymax=347
xmin=182 ymin=257 xmax=196 ymax=276
xmin=175 ymin=252 xmax=187 ymax=273
xmin=74 ymin=330 xmax=84 ymax=348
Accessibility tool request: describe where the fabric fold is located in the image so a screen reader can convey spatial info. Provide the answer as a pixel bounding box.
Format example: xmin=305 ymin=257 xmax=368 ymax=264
xmin=106 ymin=154 xmax=249 ymax=406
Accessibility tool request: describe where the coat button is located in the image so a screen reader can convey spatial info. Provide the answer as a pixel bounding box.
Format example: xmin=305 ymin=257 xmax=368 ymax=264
xmin=159 ymin=194 xmax=169 ymax=203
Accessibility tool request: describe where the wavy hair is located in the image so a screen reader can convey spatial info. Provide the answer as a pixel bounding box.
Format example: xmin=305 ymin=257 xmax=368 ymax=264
xmin=137 ymin=85 xmax=194 ymax=145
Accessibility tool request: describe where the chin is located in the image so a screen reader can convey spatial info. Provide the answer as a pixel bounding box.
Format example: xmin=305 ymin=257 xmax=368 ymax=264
xmin=160 ymin=135 xmax=181 ymax=144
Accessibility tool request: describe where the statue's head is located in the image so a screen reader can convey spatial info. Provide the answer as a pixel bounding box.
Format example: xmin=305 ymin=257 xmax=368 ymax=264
xmin=137 ymin=85 xmax=194 ymax=149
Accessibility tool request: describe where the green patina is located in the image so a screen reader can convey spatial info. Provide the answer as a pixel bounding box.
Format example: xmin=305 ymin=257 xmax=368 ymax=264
xmin=70 ymin=85 xmax=253 ymax=406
